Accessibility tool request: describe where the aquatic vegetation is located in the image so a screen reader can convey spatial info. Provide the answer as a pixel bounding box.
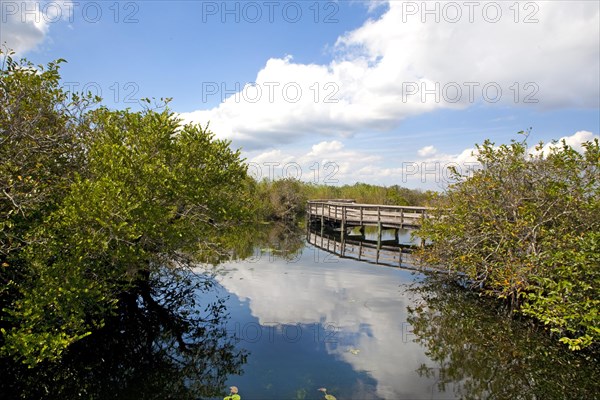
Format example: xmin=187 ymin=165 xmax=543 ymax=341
xmin=318 ymin=387 xmax=337 ymax=400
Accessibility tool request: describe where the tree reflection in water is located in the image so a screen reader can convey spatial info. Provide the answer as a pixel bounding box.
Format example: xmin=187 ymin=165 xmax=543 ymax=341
xmin=407 ymin=278 xmax=600 ymax=400
xmin=0 ymin=222 xmax=304 ymax=399
xmin=0 ymin=266 xmax=246 ymax=399
xmin=211 ymin=222 xmax=305 ymax=264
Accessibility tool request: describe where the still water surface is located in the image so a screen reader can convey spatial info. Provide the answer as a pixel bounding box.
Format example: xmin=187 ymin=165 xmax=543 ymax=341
xmin=210 ymin=245 xmax=436 ymax=399
xmin=205 ymin=226 xmax=599 ymax=400
xmin=1 ymin=224 xmax=597 ymax=399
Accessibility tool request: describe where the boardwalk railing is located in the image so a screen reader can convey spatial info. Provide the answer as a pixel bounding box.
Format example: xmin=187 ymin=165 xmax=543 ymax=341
xmin=307 ymin=200 xmax=433 ymax=229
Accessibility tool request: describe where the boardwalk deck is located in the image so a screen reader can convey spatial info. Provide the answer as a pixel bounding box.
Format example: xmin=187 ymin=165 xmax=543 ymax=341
xmin=307 ymin=200 xmax=432 ymax=229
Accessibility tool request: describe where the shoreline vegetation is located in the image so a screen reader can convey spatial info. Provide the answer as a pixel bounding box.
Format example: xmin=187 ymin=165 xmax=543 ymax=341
xmin=1 ymin=54 xmax=598 ymax=392
xmin=417 ymin=133 xmax=599 ymax=352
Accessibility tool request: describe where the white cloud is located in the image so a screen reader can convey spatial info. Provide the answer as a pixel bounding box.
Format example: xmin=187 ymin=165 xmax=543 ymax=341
xmin=417 ymin=145 xmax=437 ymax=157
xmin=0 ymin=1 xmax=75 ymax=53
xmin=454 ymin=147 xmax=479 ymax=165
xmin=307 ymin=140 xmax=344 ymax=157
xmin=245 ymin=139 xmax=381 ymax=184
xmin=531 ymin=130 xmax=599 ymax=156
xmin=244 ymin=130 xmax=598 ymax=189
xmin=1 ymin=2 xmax=48 ymax=53
xmin=249 ymin=149 xmax=294 ymax=166
xmin=405 ymin=130 xmax=600 ymax=188
xmin=262 ymin=131 xmax=600 ymax=190
xmin=180 ymin=1 xmax=599 ymax=149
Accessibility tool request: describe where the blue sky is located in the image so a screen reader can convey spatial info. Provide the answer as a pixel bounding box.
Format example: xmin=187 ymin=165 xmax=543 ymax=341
xmin=2 ymin=0 xmax=599 ymax=189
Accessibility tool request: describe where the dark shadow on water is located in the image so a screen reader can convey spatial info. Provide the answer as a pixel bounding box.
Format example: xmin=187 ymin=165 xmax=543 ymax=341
xmin=407 ymin=277 xmax=600 ymax=400
xmin=0 ymin=222 xmax=303 ymax=399
xmin=0 ymin=266 xmax=247 ymax=400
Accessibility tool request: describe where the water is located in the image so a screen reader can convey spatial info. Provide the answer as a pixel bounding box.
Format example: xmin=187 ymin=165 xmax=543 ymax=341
xmin=204 ymin=226 xmax=598 ymax=400
xmin=1 ymin=224 xmax=598 ymax=399
xmin=209 ymin=246 xmax=438 ymax=399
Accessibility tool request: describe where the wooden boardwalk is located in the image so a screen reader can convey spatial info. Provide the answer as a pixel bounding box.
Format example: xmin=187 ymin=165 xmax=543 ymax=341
xmin=306 ymin=200 xmax=446 ymax=273
xmin=307 ymin=200 xmax=432 ymax=230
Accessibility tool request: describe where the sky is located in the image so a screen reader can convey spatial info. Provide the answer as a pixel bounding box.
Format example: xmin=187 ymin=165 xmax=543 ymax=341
xmin=1 ymin=0 xmax=599 ymax=189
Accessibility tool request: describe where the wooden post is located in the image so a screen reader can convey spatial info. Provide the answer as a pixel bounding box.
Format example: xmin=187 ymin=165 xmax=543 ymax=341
xmin=376 ymin=207 xmax=382 ymax=264
xmin=400 ymin=207 xmax=404 ymax=229
xmin=306 ymin=202 xmax=310 ymax=234
xmin=341 ymin=206 xmax=346 ymax=241
xmin=420 ymin=210 xmax=425 ymax=248
xmin=377 ymin=207 xmax=382 ymax=245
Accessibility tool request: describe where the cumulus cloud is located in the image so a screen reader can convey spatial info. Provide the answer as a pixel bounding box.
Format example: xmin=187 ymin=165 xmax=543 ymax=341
xmin=0 ymin=1 xmax=76 ymax=53
xmin=244 ymin=130 xmax=598 ymax=190
xmin=1 ymin=2 xmax=47 ymax=53
xmin=249 ymin=149 xmax=294 ymax=166
xmin=307 ymin=140 xmax=347 ymax=158
xmin=531 ymin=130 xmax=599 ymax=156
xmin=417 ymin=145 xmax=437 ymax=157
xmin=246 ymin=140 xmax=381 ymax=184
xmin=244 ymin=135 xmax=492 ymax=189
xmin=180 ymin=1 xmax=599 ymax=149
xmin=400 ymin=130 xmax=600 ymax=188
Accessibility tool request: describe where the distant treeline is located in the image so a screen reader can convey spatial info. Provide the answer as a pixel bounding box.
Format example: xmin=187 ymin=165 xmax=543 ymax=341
xmin=247 ymin=178 xmax=434 ymax=222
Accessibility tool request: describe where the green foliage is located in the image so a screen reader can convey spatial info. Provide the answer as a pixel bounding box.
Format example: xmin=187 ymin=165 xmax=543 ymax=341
xmin=521 ymin=232 xmax=600 ymax=350
xmin=1 ymin=52 xmax=251 ymax=365
xmin=252 ymin=178 xmax=307 ymax=222
xmin=418 ymin=134 xmax=600 ymax=350
xmin=302 ymin=182 xmax=431 ymax=206
xmin=1 ymin=51 xmax=98 ymax=364
xmin=0 ymin=52 xmax=97 ymax=255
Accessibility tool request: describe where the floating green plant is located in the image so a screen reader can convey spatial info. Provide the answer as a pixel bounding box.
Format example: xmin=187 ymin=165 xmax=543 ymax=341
xmin=224 ymin=386 xmax=241 ymax=400
xmin=318 ymin=387 xmax=337 ymax=400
